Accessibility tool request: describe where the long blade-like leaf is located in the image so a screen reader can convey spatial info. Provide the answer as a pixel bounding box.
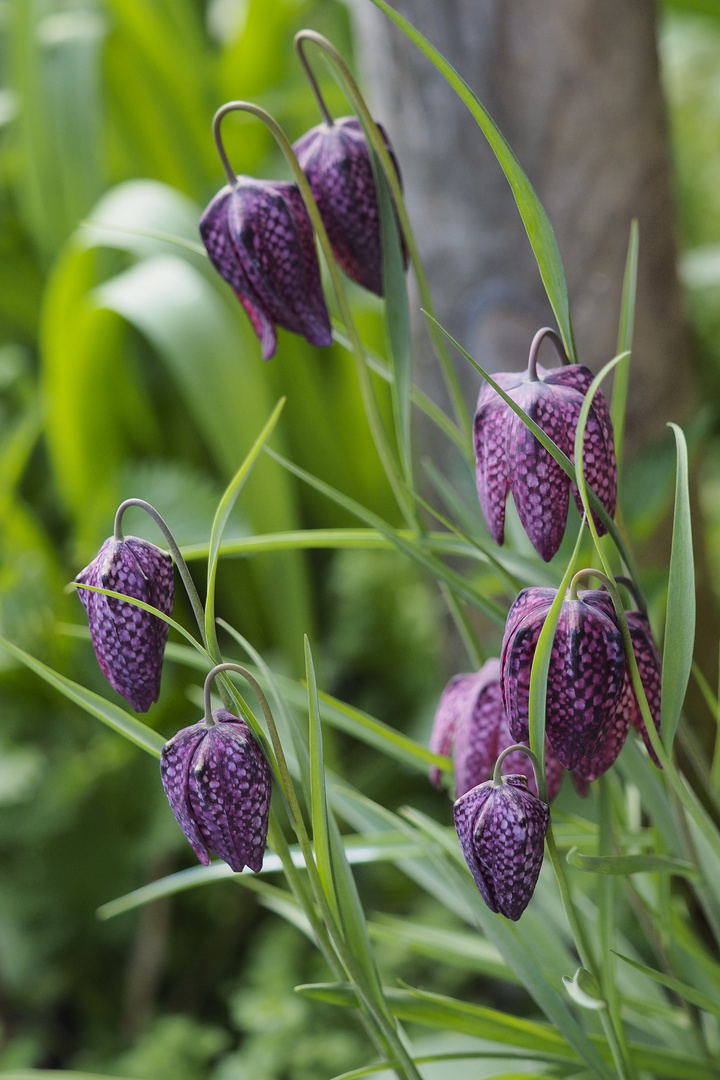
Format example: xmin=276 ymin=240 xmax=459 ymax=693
xmin=0 ymin=635 xmax=164 ymax=758
xmin=661 ymin=423 xmax=695 ymax=750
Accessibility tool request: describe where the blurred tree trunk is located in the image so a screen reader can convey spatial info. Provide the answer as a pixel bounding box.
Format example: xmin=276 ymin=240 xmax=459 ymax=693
xmin=352 ymin=0 xmax=693 ymax=453
xmin=353 ymin=0 xmax=718 ymax=744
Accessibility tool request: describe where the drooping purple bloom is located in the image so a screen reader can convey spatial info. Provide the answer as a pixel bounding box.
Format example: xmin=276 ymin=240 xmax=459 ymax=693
xmin=473 ymin=357 xmax=617 ymax=561
xmin=293 ymin=116 xmax=406 ymax=296
xmin=200 ymin=177 xmax=332 ymax=360
xmin=75 ymin=536 xmax=174 ymax=712
xmin=429 ymin=658 xmax=563 ymax=801
xmin=454 ymin=775 xmax=549 ymax=921
xmin=501 ymin=586 xmax=626 ymax=770
xmin=160 ymin=708 xmax=272 ymax=873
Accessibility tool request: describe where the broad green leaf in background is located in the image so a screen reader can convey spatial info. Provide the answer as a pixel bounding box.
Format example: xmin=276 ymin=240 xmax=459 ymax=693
xmin=367 ymin=0 xmax=576 ymax=362
xmin=567 ymin=848 xmax=700 ymax=879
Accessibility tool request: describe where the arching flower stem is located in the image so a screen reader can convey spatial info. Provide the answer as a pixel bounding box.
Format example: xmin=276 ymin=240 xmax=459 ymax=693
xmin=114 ymin=498 xmax=207 ymax=650
xmin=295 ymin=34 xmax=334 ymax=126
xmin=526 ymin=326 xmax=569 ymax=382
xmin=212 ymin=99 xmax=417 ymax=530
xmin=294 ymin=29 xmax=470 ymax=445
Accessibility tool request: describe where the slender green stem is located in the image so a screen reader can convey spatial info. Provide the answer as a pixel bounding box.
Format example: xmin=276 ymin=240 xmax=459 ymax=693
xmin=114 ymin=499 xmax=207 ymax=647
xmin=212 ymin=101 xmax=416 ymax=530
xmin=526 ymin=326 xmax=568 ymax=381
xmin=294 ymin=30 xmax=470 ymax=443
xmin=295 ymin=33 xmax=334 ymax=126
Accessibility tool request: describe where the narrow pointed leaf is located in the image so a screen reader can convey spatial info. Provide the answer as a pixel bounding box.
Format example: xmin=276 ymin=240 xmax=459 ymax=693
xmin=567 ymin=847 xmax=700 ymax=879
xmin=0 ymin=635 xmax=164 ymax=758
xmin=305 ymin=636 xmax=339 ymax=924
xmin=613 ymin=952 xmax=720 ymax=1020
xmin=661 ymin=424 xmax=695 ymax=750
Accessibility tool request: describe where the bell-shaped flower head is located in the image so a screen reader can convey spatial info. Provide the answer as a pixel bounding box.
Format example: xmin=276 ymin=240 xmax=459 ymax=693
xmin=161 ymin=707 xmax=271 ymax=873
xmin=501 ymin=580 xmax=626 ymax=770
xmin=293 ymin=116 xmax=406 ymax=296
xmin=454 ymin=774 xmax=549 ymax=921
xmin=200 ymin=177 xmax=332 ymax=361
xmin=430 ymin=659 xmax=563 ymax=801
xmin=473 ymin=328 xmax=617 ymax=561
xmin=75 ymin=535 xmax=174 ymax=713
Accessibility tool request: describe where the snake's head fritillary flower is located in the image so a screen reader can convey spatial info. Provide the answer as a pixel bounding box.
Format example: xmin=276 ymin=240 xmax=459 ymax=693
xmin=430 ymin=658 xmax=563 ymax=801
xmin=200 ymin=178 xmax=332 ymax=360
xmin=501 ymin=585 xmax=626 ymax=770
xmin=160 ymin=708 xmax=272 ymax=873
xmin=473 ymin=329 xmax=617 ymax=561
xmin=454 ymin=775 xmax=549 ymax=921
xmin=75 ymin=536 xmax=174 ymax=712
xmin=293 ymin=116 xmax=406 ymax=296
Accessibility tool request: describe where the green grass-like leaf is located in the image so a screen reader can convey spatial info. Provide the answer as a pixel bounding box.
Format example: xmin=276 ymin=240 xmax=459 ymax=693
xmin=567 ymin=847 xmax=700 ymax=879
xmin=661 ymin=423 xmax=695 ymax=750
xmin=305 ymin=636 xmax=340 ymax=925
xmin=0 ymin=635 xmax=164 ymax=758
xmin=613 ymin=952 xmax=720 ymax=1020
xmin=204 ymin=397 xmax=286 ymax=653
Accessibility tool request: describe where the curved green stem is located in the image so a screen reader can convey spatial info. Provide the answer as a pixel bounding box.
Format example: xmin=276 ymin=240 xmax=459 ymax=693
xmin=114 ymin=498 xmax=207 ymax=648
xmin=211 ymin=100 xmax=416 ymax=530
xmin=294 ymin=30 xmax=470 ymax=443
xmin=526 ymin=326 xmax=568 ymax=381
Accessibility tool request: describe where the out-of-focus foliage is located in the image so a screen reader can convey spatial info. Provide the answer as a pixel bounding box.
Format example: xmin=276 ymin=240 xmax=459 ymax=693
xmin=0 ymin=0 xmax=441 ymax=1074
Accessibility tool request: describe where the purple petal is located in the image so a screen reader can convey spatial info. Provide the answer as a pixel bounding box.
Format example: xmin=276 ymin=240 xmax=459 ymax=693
xmin=544 ymin=595 xmax=626 ymax=769
xmin=295 ymin=118 xmax=383 ymax=295
xmin=500 ymin=589 xmax=555 ymax=743
xmin=508 ymin=382 xmax=572 ymax=561
xmin=188 ymin=710 xmax=272 ymax=873
xmin=452 ymin=660 xmax=504 ymax=796
xmin=624 ymin=611 xmax=662 ymax=766
xmin=543 ymin=366 xmax=617 ymax=530
xmin=428 ymin=671 xmax=482 ymax=789
xmin=473 ymin=372 xmax=522 ymax=546
xmin=75 ymin=536 xmax=174 ymax=712
xmin=227 ymin=180 xmax=331 ymax=348
xmin=160 ymin=723 xmax=211 ymax=864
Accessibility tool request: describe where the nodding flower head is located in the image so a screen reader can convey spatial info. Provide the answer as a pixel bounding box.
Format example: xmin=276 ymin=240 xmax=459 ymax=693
xmin=160 ymin=708 xmax=272 ymax=873
xmin=454 ymin=775 xmax=549 ymax=921
xmin=75 ymin=536 xmax=174 ymax=712
xmin=501 ymin=583 xmax=626 ymax=770
xmin=473 ymin=329 xmax=616 ymax=561
xmin=293 ymin=116 xmax=406 ymax=296
xmin=429 ymin=658 xmax=563 ymax=801
xmin=200 ymin=177 xmax=332 ymax=360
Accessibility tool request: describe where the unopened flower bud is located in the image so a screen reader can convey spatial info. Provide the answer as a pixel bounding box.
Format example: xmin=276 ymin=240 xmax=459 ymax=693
xmin=454 ymin=775 xmax=549 ymax=921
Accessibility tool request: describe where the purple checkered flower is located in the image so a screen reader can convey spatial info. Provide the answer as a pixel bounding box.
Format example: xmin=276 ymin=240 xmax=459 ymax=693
xmin=75 ymin=536 xmax=174 ymax=712
xmin=199 ymin=177 xmax=332 ymax=360
xmin=473 ymin=329 xmax=617 ymax=562
xmin=160 ymin=708 xmax=272 ymax=873
xmin=501 ymin=584 xmax=626 ymax=770
xmin=454 ymin=775 xmax=549 ymax=921
xmin=429 ymin=658 xmax=563 ymax=801
xmin=293 ymin=116 xmax=406 ymax=296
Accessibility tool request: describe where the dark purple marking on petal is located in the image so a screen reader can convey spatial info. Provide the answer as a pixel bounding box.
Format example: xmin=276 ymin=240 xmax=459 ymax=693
xmin=508 ymin=382 xmax=572 ymax=561
xmin=160 ymin=723 xmax=210 ymax=864
xmin=75 ymin=536 xmax=174 ymax=712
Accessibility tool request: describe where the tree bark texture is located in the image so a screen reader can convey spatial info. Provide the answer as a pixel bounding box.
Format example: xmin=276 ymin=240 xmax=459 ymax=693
xmin=352 ymin=0 xmax=694 ymax=455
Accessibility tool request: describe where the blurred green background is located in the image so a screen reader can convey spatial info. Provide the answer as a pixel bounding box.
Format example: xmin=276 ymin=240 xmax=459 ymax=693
xmin=0 ymin=0 xmax=719 ymax=1077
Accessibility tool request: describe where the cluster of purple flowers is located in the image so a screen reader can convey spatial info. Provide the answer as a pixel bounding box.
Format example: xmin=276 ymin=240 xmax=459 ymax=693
xmin=72 ymin=102 xmax=404 ymax=875
xmin=75 ymin=534 xmax=271 ymax=875
xmin=200 ymin=114 xmax=404 ymax=360
xmin=432 ymin=333 xmax=664 ymax=920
